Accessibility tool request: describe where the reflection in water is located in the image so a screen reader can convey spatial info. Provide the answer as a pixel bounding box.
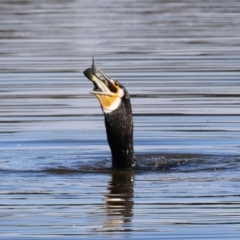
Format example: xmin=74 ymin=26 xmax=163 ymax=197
xmin=103 ymin=171 xmax=134 ymax=231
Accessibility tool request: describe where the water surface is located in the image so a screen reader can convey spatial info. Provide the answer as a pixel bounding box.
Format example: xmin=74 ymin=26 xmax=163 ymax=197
xmin=1 ymin=0 xmax=240 ymax=239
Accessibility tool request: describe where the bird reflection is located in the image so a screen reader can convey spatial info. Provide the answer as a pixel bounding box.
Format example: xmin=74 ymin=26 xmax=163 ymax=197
xmin=103 ymin=171 xmax=134 ymax=230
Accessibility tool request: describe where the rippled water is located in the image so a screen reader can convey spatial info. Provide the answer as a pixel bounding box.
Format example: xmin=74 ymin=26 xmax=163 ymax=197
xmin=1 ymin=0 xmax=240 ymax=239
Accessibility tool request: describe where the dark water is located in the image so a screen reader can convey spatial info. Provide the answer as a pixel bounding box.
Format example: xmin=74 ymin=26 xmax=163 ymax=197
xmin=1 ymin=0 xmax=240 ymax=239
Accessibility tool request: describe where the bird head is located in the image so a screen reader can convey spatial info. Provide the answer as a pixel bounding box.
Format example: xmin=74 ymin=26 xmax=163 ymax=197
xmin=83 ymin=58 xmax=126 ymax=114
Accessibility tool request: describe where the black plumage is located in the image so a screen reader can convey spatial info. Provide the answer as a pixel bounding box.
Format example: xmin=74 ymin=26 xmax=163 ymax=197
xmin=104 ymin=86 xmax=137 ymax=169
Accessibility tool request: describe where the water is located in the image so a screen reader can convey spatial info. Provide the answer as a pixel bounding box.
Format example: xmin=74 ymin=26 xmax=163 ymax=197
xmin=1 ymin=0 xmax=240 ymax=239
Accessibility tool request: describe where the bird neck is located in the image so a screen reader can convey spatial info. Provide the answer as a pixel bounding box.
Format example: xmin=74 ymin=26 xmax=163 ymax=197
xmin=104 ymin=100 xmax=137 ymax=170
xmin=110 ymin=136 xmax=137 ymax=170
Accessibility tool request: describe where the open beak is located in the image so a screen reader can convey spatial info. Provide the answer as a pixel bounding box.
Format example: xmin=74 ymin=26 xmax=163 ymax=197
xmin=83 ymin=58 xmax=123 ymax=111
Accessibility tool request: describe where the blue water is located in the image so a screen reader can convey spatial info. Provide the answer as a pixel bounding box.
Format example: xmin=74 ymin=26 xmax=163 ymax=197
xmin=1 ymin=0 xmax=240 ymax=239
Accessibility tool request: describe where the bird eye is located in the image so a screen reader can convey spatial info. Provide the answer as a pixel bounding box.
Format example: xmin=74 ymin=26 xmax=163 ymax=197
xmin=114 ymin=81 xmax=123 ymax=88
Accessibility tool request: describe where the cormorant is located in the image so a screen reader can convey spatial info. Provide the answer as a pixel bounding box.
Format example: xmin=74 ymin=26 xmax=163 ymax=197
xmin=83 ymin=59 xmax=137 ymax=170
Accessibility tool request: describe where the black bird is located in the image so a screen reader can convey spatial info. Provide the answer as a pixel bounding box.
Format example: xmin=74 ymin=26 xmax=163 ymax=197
xmin=83 ymin=59 xmax=137 ymax=170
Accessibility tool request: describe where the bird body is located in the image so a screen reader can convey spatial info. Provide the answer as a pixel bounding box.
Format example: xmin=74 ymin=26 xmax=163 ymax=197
xmin=83 ymin=59 xmax=137 ymax=170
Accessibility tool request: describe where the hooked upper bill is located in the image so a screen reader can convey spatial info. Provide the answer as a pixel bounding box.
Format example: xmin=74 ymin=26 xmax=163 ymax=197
xmin=83 ymin=58 xmax=124 ymax=114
